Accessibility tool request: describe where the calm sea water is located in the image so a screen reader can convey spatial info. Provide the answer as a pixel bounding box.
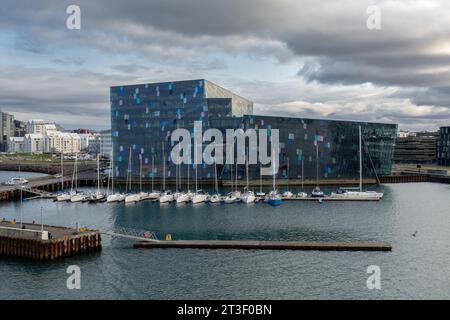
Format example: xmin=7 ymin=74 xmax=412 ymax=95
xmin=0 ymin=171 xmax=450 ymax=299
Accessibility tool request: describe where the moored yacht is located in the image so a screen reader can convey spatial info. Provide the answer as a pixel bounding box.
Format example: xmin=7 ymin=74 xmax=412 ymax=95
xmin=310 ymin=187 xmax=325 ymax=198
xmin=330 ymin=126 xmax=384 ymax=201
xmin=159 ymin=190 xmax=174 ymax=203
xmin=192 ymin=190 xmax=208 ymax=204
xmin=241 ymin=189 xmax=256 ymax=204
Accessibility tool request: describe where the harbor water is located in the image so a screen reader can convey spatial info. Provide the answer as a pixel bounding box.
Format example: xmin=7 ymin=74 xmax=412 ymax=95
xmin=0 ymin=171 xmax=450 ymax=299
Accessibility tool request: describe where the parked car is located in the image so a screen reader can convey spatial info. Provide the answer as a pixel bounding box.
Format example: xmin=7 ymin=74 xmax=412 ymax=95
xmin=5 ymin=178 xmax=29 ymax=185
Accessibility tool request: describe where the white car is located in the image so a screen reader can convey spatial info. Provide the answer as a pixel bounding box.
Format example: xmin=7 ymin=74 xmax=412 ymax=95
xmin=5 ymin=178 xmax=29 ymax=185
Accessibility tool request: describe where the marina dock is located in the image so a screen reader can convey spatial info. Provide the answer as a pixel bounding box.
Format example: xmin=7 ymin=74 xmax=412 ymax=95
xmin=134 ymin=240 xmax=392 ymax=252
xmin=0 ymin=221 xmax=101 ymax=260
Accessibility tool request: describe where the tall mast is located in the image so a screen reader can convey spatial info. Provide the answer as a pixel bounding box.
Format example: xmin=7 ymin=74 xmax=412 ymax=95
xmin=195 ymin=164 xmax=198 ymax=192
xmin=70 ymin=155 xmax=75 ymax=194
xmin=97 ymin=154 xmax=100 ymax=194
xmin=246 ymin=149 xmax=249 ymax=190
xmin=214 ymin=161 xmax=218 ymax=193
xmin=151 ymin=156 xmax=155 ymax=191
xmin=139 ymin=157 xmax=143 ymax=193
xmin=187 ymin=162 xmax=190 ymax=192
xmin=272 ymin=148 xmax=276 ymax=191
xmin=75 ymin=153 xmax=78 ymax=192
xmin=259 ymin=164 xmax=262 ymax=194
xmin=61 ymin=152 xmax=64 ymax=190
xmin=235 ymin=160 xmax=238 ymax=191
xmin=127 ymin=147 xmax=132 ymax=193
xmin=111 ymin=154 xmax=114 ymax=194
xmin=301 ymin=157 xmax=304 ymax=192
xmin=162 ymin=142 xmax=166 ymax=191
xmin=286 ymin=157 xmax=289 ymax=191
xmin=316 ymin=143 xmax=319 ymax=187
xmin=359 ymin=125 xmax=363 ymax=192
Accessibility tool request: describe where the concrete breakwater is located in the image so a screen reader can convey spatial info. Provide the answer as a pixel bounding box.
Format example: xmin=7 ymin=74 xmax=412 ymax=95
xmin=0 ymin=221 xmax=101 ymax=260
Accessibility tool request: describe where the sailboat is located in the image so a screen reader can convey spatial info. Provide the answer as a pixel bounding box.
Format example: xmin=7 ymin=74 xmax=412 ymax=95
xmin=267 ymin=148 xmax=282 ymax=206
xmin=330 ymin=126 xmax=384 ymax=200
xmin=310 ymin=143 xmax=325 ymax=198
xmin=297 ymin=157 xmax=308 ymax=198
xmin=241 ymin=151 xmax=255 ymax=204
xmin=148 ymin=156 xmax=161 ymax=200
xmin=137 ymin=157 xmax=151 ymax=201
xmin=70 ymin=153 xmax=86 ymax=202
xmin=159 ymin=142 xmax=174 ymax=203
xmin=282 ymin=157 xmax=294 ymax=198
xmin=223 ymin=164 xmax=239 ymax=204
xmin=107 ymin=154 xmax=126 ymax=203
xmin=209 ymin=161 xmax=222 ymax=203
xmin=56 ymin=153 xmax=71 ymax=201
xmin=256 ymin=164 xmax=265 ymax=197
xmin=176 ymin=159 xmax=191 ymax=203
xmin=125 ymin=147 xmax=141 ymax=204
xmin=88 ymin=154 xmax=106 ymax=203
xmin=191 ymin=163 xmax=208 ymax=204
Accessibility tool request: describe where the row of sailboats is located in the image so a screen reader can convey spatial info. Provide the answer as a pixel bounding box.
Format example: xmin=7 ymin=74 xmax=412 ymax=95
xmin=56 ymin=125 xmax=381 ymax=204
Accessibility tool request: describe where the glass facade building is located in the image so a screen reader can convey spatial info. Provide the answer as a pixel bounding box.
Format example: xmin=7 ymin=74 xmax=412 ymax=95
xmin=111 ymin=79 xmax=398 ymax=181
xmin=437 ymin=127 xmax=450 ymax=166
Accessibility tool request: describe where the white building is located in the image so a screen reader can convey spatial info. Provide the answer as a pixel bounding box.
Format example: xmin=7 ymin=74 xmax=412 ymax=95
xmin=79 ymin=133 xmax=95 ymax=151
xmin=24 ymin=134 xmax=44 ymax=153
xmin=44 ymin=131 xmax=81 ymax=154
xmin=8 ymin=137 xmax=24 ymax=153
xmin=27 ymin=119 xmax=46 ymax=135
xmin=100 ymin=130 xmax=112 ymax=158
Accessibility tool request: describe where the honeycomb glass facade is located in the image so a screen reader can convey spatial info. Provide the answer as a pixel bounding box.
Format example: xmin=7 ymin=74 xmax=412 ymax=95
xmin=111 ymin=80 xmax=397 ymax=181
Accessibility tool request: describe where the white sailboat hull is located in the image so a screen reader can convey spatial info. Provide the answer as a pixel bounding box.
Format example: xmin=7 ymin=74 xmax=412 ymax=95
xmin=159 ymin=194 xmax=174 ymax=203
xmin=125 ymin=194 xmax=141 ymax=203
xmin=242 ymin=192 xmax=256 ymax=204
xmin=71 ymin=194 xmax=85 ymax=202
xmin=107 ymin=193 xmax=126 ymax=203
xmin=176 ymin=193 xmax=191 ymax=203
xmin=192 ymin=194 xmax=208 ymax=204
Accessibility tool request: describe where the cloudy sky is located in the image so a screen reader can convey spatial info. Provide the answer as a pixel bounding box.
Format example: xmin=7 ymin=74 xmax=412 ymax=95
xmin=1 ymin=0 xmax=450 ymax=131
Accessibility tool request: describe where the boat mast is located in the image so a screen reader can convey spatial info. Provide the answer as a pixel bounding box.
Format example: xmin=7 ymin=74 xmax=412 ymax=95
xmin=286 ymin=157 xmax=289 ymax=191
xmin=75 ymin=153 xmax=78 ymax=193
xmin=246 ymin=149 xmax=249 ymax=190
xmin=272 ymin=148 xmax=276 ymax=192
xmin=111 ymin=154 xmax=114 ymax=194
xmin=195 ymin=164 xmax=198 ymax=192
xmin=235 ymin=160 xmax=238 ymax=191
xmin=259 ymin=164 xmax=262 ymax=194
xmin=127 ymin=147 xmax=132 ymax=193
xmin=162 ymin=142 xmax=166 ymax=191
xmin=359 ymin=125 xmax=363 ymax=192
xmin=70 ymin=155 xmax=76 ymax=194
xmin=61 ymin=152 xmax=64 ymax=190
xmin=301 ymin=157 xmax=304 ymax=192
xmin=97 ymin=154 xmax=100 ymax=194
xmin=187 ymin=162 xmax=190 ymax=192
xmin=316 ymin=143 xmax=319 ymax=187
xmin=139 ymin=157 xmax=143 ymax=193
xmin=151 ymin=156 xmax=155 ymax=191
xmin=214 ymin=161 xmax=219 ymax=193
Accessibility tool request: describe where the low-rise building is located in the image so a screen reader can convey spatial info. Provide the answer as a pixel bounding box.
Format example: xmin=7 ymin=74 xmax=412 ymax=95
xmin=24 ymin=134 xmax=44 ymax=153
xmin=437 ymin=127 xmax=450 ymax=166
xmin=394 ymin=131 xmax=438 ymax=164
xmin=8 ymin=137 xmax=25 ymax=153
